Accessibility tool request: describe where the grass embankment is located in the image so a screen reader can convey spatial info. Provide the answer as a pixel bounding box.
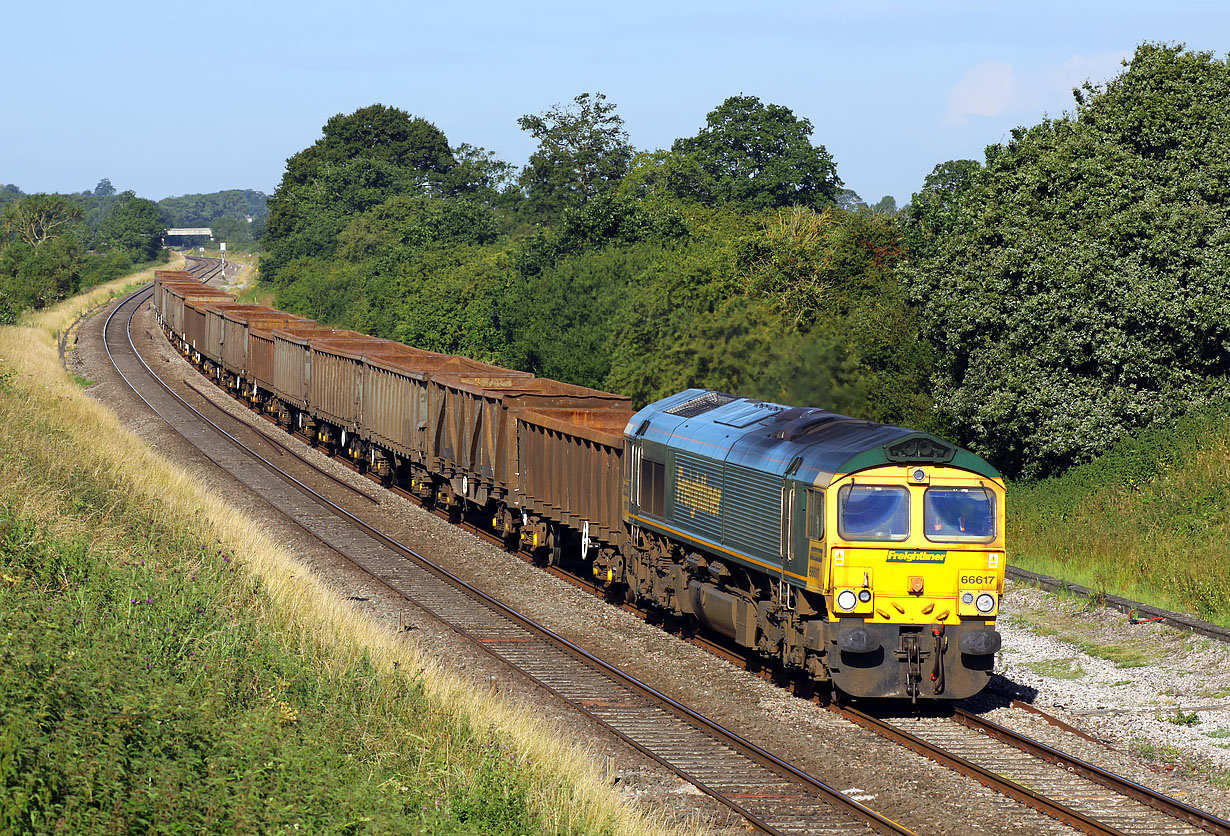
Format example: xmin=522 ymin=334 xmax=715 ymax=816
xmin=1010 ymin=399 xmax=1230 ymax=626
xmin=0 ymin=263 xmax=674 ymax=835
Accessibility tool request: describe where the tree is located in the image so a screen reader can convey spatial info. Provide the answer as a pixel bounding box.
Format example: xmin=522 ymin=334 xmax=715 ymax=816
xmin=281 ymin=104 xmax=455 ymax=189
xmin=672 ymin=95 xmax=841 ymax=212
xmin=517 ymin=92 xmax=634 ymax=217
xmin=439 ymin=143 xmax=517 ymax=203
xmin=835 ymin=188 xmax=866 ymax=211
xmin=901 ymin=43 xmax=1230 ymax=478
xmin=903 ymin=159 xmax=980 ymax=255
xmin=265 ymin=104 xmax=458 ymax=281
xmin=2 ymin=194 xmax=83 ymax=246
xmin=95 ymin=191 xmax=164 ymax=260
xmin=868 ymin=195 xmax=898 ymax=216
xmin=92 ymin=178 xmax=116 ymax=198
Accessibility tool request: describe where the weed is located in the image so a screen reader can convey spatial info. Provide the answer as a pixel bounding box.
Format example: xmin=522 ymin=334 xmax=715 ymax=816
xmin=1206 ymin=728 xmax=1230 ymax=739
xmin=1024 ymin=658 xmax=1086 ymax=679
xmin=1162 ymin=710 xmax=1202 ymax=726
xmin=70 ymin=373 xmax=94 ymax=388
xmin=1075 ymin=640 xmax=1153 ymax=668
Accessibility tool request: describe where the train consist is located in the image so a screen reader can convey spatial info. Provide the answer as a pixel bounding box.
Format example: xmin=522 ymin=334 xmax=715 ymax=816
xmin=151 ymin=269 xmax=1007 ymax=701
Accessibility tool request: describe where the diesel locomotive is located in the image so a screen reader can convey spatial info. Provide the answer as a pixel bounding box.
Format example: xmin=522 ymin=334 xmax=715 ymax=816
xmin=151 ymin=269 xmax=1005 ymax=701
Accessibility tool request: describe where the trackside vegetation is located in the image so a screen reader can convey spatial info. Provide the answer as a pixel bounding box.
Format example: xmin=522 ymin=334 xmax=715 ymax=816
xmin=0 ymin=267 xmax=677 ymax=836
xmin=1010 ymin=397 xmax=1230 ymax=626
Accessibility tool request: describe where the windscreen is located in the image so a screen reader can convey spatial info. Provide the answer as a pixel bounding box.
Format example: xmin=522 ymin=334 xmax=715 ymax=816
xmin=838 ymin=485 xmax=910 ymax=541
xmin=924 ymin=487 xmax=996 ymax=542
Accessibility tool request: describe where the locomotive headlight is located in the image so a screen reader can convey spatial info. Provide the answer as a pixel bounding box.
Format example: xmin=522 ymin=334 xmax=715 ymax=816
xmin=975 ymin=592 xmax=997 ymax=614
xmin=858 ymin=589 xmax=872 ymax=603
xmin=837 ymin=590 xmax=858 ymax=611
xmin=962 ymin=592 xmax=974 ymax=605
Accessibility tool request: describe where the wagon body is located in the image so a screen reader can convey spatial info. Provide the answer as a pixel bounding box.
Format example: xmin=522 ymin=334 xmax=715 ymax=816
xmin=158 ymin=281 xmax=230 ymax=339
xmin=515 ymin=406 xmax=631 ymax=545
xmin=362 ymin=353 xmax=521 ymax=466
xmin=270 ymin=327 xmax=365 ymax=410
xmin=429 ymin=376 xmax=628 ymax=500
xmin=221 ymin=309 xmax=313 ymax=378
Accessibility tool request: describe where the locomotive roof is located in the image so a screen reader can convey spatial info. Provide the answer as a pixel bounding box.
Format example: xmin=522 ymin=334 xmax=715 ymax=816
xmin=626 ymin=389 xmax=1000 ymax=485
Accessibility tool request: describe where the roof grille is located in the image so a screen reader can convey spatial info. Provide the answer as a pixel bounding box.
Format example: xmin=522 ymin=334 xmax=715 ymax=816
xmin=666 ymin=391 xmax=739 ymax=418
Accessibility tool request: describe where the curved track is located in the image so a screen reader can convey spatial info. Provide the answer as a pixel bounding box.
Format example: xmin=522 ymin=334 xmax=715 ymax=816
xmin=104 ymin=281 xmax=911 ymax=836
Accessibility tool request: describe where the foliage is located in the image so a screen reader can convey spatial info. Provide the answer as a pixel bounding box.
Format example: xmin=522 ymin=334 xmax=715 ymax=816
xmin=336 ymin=195 xmax=501 ymax=262
xmin=0 ymin=238 xmax=82 ymax=322
xmin=157 ymin=189 xmax=268 ymax=227
xmin=91 ymin=177 xmax=116 ymax=197
xmin=0 ymin=184 xmax=24 ymax=211
xmin=264 ymin=105 xmax=464 ymax=282
xmin=517 ymin=92 xmax=634 ymax=217
xmin=94 ymin=190 xmax=165 ymax=261
xmin=672 ymin=95 xmax=842 ymax=212
xmin=513 ymin=192 xmax=687 ymax=278
xmin=902 ymin=43 xmax=1230 ymax=478
xmin=2 ymin=194 xmax=83 ymax=246
xmin=605 ymin=206 xmax=932 ymax=424
xmin=1010 ymin=393 xmax=1230 ymax=624
xmin=440 ymin=143 xmax=519 ymax=205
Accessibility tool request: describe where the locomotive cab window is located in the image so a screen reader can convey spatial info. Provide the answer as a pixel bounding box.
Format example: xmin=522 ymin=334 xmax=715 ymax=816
xmin=640 ymin=456 xmax=666 ymax=518
xmin=924 ymin=487 xmax=996 ymax=543
xmin=806 ymin=489 xmax=824 ymax=539
xmin=837 ymin=484 xmax=909 ymax=541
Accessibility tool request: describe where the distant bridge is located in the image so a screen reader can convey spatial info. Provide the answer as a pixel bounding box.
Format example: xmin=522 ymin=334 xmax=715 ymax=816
xmin=165 ymin=228 xmax=213 ymax=238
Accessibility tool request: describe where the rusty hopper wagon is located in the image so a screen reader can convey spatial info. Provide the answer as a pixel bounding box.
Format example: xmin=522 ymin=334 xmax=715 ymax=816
xmin=220 ymin=308 xmax=314 ymax=392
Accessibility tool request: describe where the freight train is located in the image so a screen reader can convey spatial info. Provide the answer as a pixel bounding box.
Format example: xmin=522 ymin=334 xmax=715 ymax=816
xmin=151 ymin=268 xmax=1006 ymax=701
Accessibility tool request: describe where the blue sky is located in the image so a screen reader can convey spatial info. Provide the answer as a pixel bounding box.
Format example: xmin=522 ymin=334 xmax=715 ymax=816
xmin=4 ymin=1 xmax=1226 ymax=205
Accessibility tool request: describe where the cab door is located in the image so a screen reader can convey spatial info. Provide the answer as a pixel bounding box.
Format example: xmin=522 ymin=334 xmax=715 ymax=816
xmin=784 ymin=478 xmax=818 ymax=588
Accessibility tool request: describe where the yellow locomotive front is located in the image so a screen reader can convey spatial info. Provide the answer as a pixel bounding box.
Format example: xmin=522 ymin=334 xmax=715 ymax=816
xmin=820 ymin=463 xmax=1006 ymax=700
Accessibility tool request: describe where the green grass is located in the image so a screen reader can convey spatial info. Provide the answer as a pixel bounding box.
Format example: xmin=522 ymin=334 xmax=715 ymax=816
xmin=1162 ymin=710 xmax=1202 ymax=726
xmin=1023 ymin=658 xmax=1086 ymax=679
xmin=1205 ymin=728 xmax=1230 ymax=739
xmin=1010 ymin=397 xmax=1230 ymax=626
xmin=0 ymin=426 xmax=548 ymax=835
xmin=1074 ymin=640 xmax=1153 ymax=668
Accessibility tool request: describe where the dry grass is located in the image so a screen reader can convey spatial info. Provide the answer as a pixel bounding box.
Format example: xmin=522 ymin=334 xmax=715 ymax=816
xmin=7 ymin=262 xmax=691 ymax=836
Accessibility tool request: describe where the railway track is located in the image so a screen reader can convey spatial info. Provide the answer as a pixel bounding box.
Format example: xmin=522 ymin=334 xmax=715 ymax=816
xmin=838 ymin=705 xmax=1230 ymax=836
xmin=96 ymin=262 xmax=1230 ymax=836
xmin=104 ymin=280 xmax=911 ymax=836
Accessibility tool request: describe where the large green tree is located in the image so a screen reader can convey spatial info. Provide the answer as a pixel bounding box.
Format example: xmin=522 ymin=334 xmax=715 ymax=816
xmin=672 ymin=95 xmax=842 ymax=212
xmin=903 ymin=43 xmax=1230 ymax=478
xmin=517 ymin=92 xmax=634 ymax=217
xmin=95 ymin=191 xmax=164 ymax=260
xmin=264 ymin=105 xmax=459 ymax=280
